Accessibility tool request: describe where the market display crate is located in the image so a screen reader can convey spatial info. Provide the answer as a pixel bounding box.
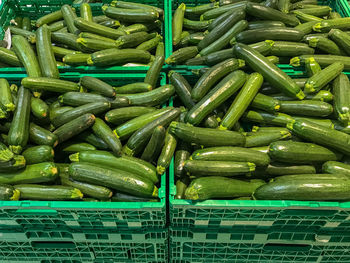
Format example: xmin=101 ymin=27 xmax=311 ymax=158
xmin=165 ymin=0 xmax=350 ymax=69
xmin=0 ymin=228 xmax=167 ymax=262
xmin=169 ymin=227 xmax=350 ymax=263
xmin=0 ymin=0 xmax=167 ymax=74
xmin=0 ymin=71 xmax=167 ymax=231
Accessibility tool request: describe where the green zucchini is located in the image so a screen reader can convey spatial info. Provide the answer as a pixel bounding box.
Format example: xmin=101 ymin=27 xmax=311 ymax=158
xmin=253 ymin=176 xmax=350 ymax=201
xmin=267 ymin=40 xmax=314 ymax=56
xmin=248 ymin=20 xmax=286 ymax=30
xmin=15 ymin=184 xmax=83 ymax=200
xmin=69 ymin=162 xmax=158 ymax=198
xmin=329 ymin=12 xmax=342 ymax=19
xmin=141 ymin=125 xmax=165 ymax=163
xmin=22 ymin=145 xmax=54 ymax=164
xmin=79 ymin=32 xmax=116 ymax=43
xmin=77 ymin=37 xmax=117 ymax=51
xmin=0 ymin=155 xmax=26 ymax=172
xmin=322 ymin=161 xmax=350 ymax=176
xmin=169 ymin=121 xmax=245 ymax=147
xmin=62 ymin=53 xmax=90 ymax=65
xmin=71 ymin=150 xmax=158 ymax=184
xmin=80 ymin=76 xmax=115 ymax=98
xmin=51 ymin=32 xmax=83 ymax=51
xmin=329 ymin=29 xmax=350 ymax=56
xmin=168 ymin=70 xmax=195 ymax=109
xmin=61 ymin=142 xmax=96 ymax=153
xmin=220 ymin=73 xmax=263 ymax=130
xmin=111 ymin=192 xmax=158 ymax=202
xmin=251 ymin=93 xmax=281 ymax=113
xmin=62 ymin=4 xmax=79 ymax=34
xmin=99 ymin=19 xmax=121 ymax=28
xmin=52 ymin=102 xmax=110 ymax=127
xmin=201 ymin=2 xmax=246 ymax=20
xmin=292 ymin=10 xmax=323 ymax=22
xmin=0 ymin=48 xmax=22 ymax=66
xmin=185 ymin=176 xmax=265 ymax=200
xmin=79 ymin=131 xmax=109 ymax=150
xmin=187 ymin=71 xmax=246 ymax=126
xmin=246 ymin=3 xmax=300 ymax=26
xmin=242 ymin=110 xmax=293 ymax=127
xmin=191 ymin=58 xmax=245 ymax=102
xmin=103 ymin=6 xmax=159 ymax=23
xmin=156 ymin=41 xmax=165 ymax=56
xmin=175 ymin=176 xmax=190 ymax=199
xmin=88 ymin=48 xmax=151 ymax=66
xmin=191 ymin=146 xmax=270 ymax=167
xmin=0 ymin=162 xmax=57 ymax=184
xmin=287 ymin=119 xmax=350 ymax=155
xmin=31 ymin=97 xmax=49 ymax=119
xmin=245 ymin=131 xmax=291 ymax=147
xmin=12 ymin=35 xmax=42 ymax=77
xmin=120 ymin=84 xmax=175 ymax=107
xmin=59 ymin=92 xmax=129 ymax=108
xmin=52 ymin=46 xmax=80 ymax=59
xmin=53 ymin=113 xmax=95 ymax=143
xmin=186 ymin=2 xmax=218 ymax=17
xmin=29 ymin=122 xmax=58 ymax=147
xmin=111 ymin=0 xmax=163 ymax=16
xmin=144 ymin=55 xmax=164 ymax=89
xmin=198 ymin=10 xmax=245 ymax=50
xmin=92 ymin=118 xmax=122 ymax=156
xmin=278 ymin=0 xmax=290 ymax=13
xmin=165 ymin=46 xmax=198 ymax=64
xmin=295 ymin=21 xmax=319 ymax=34
xmin=174 ymin=141 xmax=191 ymax=178
xmin=36 ymin=10 xmax=63 ymax=27
xmin=0 ymin=142 xmax=14 ymax=162
xmin=304 ymin=62 xmax=344 ymax=94
xmin=236 ymin=28 xmax=305 ymax=43
xmin=333 ymin=73 xmax=350 ymax=123
xmin=172 ymin=3 xmax=186 ymax=46
xmin=0 ymin=184 xmax=20 ymax=200
xmin=8 ymin=86 xmax=31 ymax=154
xmin=290 ymin=54 xmax=350 ymax=70
xmin=305 ymin=57 xmax=321 ymax=76
xmin=185 ymin=160 xmax=255 ymax=177
xmin=8 ymin=26 xmax=36 ymax=43
xmin=105 ymin=107 xmax=155 ymax=125
xmin=74 ymin=17 xmax=124 ymax=39
xmin=50 ymin=106 xmax=73 ymax=122
xmin=234 ymin=43 xmax=304 ymax=99
xmin=279 ymin=100 xmax=333 ymax=117
xmin=80 ymin=3 xmax=93 ymax=22
xmin=314 ymin=18 xmax=350 ymax=32
xmin=0 ymin=79 xmax=14 ymax=112
xmin=157 ymin=130 xmax=177 ymax=175
xmin=124 ymin=108 xmax=181 ymax=156
xmin=263 ymin=163 xmax=316 ymax=176
xmin=308 ymin=37 xmax=344 ymax=56
xmin=183 ymin=18 xmax=212 ymax=31
xmin=115 ymin=32 xmax=153 ymax=48
xmin=49 ymin=20 xmax=66 ymax=32
xmin=114 ymin=83 xmax=152 ymax=94
xmin=136 ymin=34 xmax=162 ymax=51
xmin=22 ymin=77 xmax=80 ymax=94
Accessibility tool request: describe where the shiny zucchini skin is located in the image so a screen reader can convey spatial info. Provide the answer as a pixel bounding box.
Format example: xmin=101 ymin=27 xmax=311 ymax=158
xmin=15 ymin=184 xmax=83 ymax=200
xmin=103 ymin=6 xmax=159 ymax=23
xmin=245 ymin=130 xmax=291 ymax=147
xmin=29 ymin=122 xmax=58 ymax=147
xmin=264 ymin=163 xmax=316 ymax=176
xmin=61 ymin=4 xmax=79 ymax=34
xmin=0 ymin=79 xmax=14 ymax=112
xmin=175 ymin=176 xmax=190 ymax=199
xmin=22 ymin=77 xmax=80 ymax=94
xmin=114 ymin=83 xmax=152 ymax=94
xmin=242 ymin=110 xmax=293 ymax=127
xmin=141 ymin=125 xmax=166 ymax=163
xmin=144 ymin=55 xmax=164 ymax=89
xmin=36 ymin=10 xmax=63 ymax=27
xmin=236 ymin=28 xmax=305 ymax=44
xmin=251 ymin=93 xmax=281 ymax=113
xmin=31 ymin=97 xmax=49 ymax=119
xmin=333 ymin=73 xmax=350 ymax=123
xmin=329 ymin=29 xmax=350 ymax=56
xmin=105 ymin=106 xmax=156 ymax=125
xmin=0 ymin=48 xmax=22 ymax=66
xmin=290 ymin=54 xmax=350 ymax=71
xmin=0 ymin=155 xmax=26 ymax=172
xmin=157 ymin=130 xmax=177 ymax=175
xmin=77 ymin=37 xmax=118 ymax=51
xmin=248 ymin=20 xmax=286 ymax=30
xmin=60 ymin=142 xmax=96 ymax=153
xmin=173 ymin=3 xmax=186 ymax=46
xmin=267 ymin=40 xmax=314 ymax=56
xmin=80 ymin=3 xmax=93 ymax=22
xmin=79 ymin=131 xmax=109 ymax=150
xmin=62 ymin=53 xmax=90 ymax=66
xmin=174 ymin=141 xmax=191 ymax=178
xmin=22 ymin=145 xmax=54 ymax=164
xmin=322 ymin=161 xmax=350 ymax=176
xmin=279 ymin=100 xmax=333 ymax=117
xmin=59 ymin=92 xmax=129 ymax=108
xmin=80 ymin=76 xmax=115 ymax=98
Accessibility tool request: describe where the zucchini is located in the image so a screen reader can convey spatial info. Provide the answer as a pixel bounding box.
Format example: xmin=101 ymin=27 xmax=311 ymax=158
xmin=52 ymin=102 xmax=110 ymax=127
xmin=185 ymin=160 xmax=255 ymax=177
xmin=12 ymin=35 xmax=42 ymax=77
xmin=88 ymin=48 xmax=151 ymax=66
xmin=53 ymin=113 xmax=95 ymax=143
xmin=172 ymin=3 xmax=186 ymax=46
xmin=74 ymin=18 xmax=124 ymax=39
xmin=191 ymin=58 xmax=245 ymax=102
xmin=304 ymin=62 xmax=344 ymax=93
xmin=22 ymin=77 xmax=80 ymax=94
xmin=305 ymin=57 xmax=321 ymax=76
xmin=8 ymin=86 xmax=31 ymax=154
xmin=141 ymin=125 xmax=165 ymax=163
xmin=80 ymin=76 xmax=115 ymax=98
xmin=105 ymin=106 xmax=156 ymax=125
xmin=59 ymin=92 xmax=129 ymax=108
xmin=157 ymin=130 xmax=177 ymax=175
xmin=322 ymin=161 xmax=350 ymax=176
xmin=246 ymin=3 xmax=300 ymax=26
xmin=0 ymin=79 xmax=14 ymax=112
xmin=201 ymin=2 xmax=246 ymax=20
xmin=198 ymin=10 xmax=245 ymax=51
xmin=0 ymin=142 xmax=14 ymax=162
xmin=144 ymin=55 xmax=164 ymax=89
xmin=99 ymin=19 xmax=121 ymax=28
xmin=169 ymin=121 xmax=245 ymax=147
xmin=234 ymin=43 xmax=304 ymax=99
xmin=79 ymin=32 xmax=116 ymax=43
xmin=15 ymin=184 xmax=83 ymax=200
xmin=248 ymin=20 xmax=286 ymax=30
xmin=0 ymin=48 xmax=22 ymax=66
xmin=175 ymin=176 xmax=190 ymax=199
xmin=137 ymin=31 xmax=161 ymax=51
xmin=314 ymin=18 xmax=350 ymax=32
xmin=114 ymin=83 xmax=152 ymax=94
xmin=29 ymin=122 xmax=58 ymax=147
xmin=8 ymin=26 xmax=36 ymax=43
xmin=329 ymin=29 xmax=350 ymax=56
xmin=69 ymin=162 xmax=158 ymax=198
xmin=329 ymin=12 xmax=342 ymax=19
xmin=278 ymin=0 xmax=290 ymax=13
xmin=287 ymin=119 xmax=350 ymax=155
xmin=79 ymin=131 xmax=109 ymax=150
xmin=31 ymin=97 xmax=49 ymax=119
xmin=245 ymin=131 xmax=291 ymax=147
xmin=168 ymin=70 xmax=195 ymax=109
xmin=191 ymin=146 xmax=270 ymax=167
xmin=111 ymin=1 xmax=164 ymax=17
xmin=77 ymin=37 xmax=117 ymax=51
xmin=0 ymin=162 xmax=57 ymax=184
xmin=272 ymin=91 xmax=334 ymax=102
xmin=267 ymin=40 xmax=314 ymax=56
xmin=50 ymin=106 xmax=73 ymax=122
xmin=36 ymin=10 xmax=63 ymax=27
xmin=62 ymin=53 xmax=90 ymax=66
xmin=116 ymin=32 xmax=153 ymax=48
xmin=187 ymin=71 xmax=246 ymax=126
xmin=292 ymin=10 xmax=323 ymax=22
xmin=103 ymin=6 xmax=159 ymax=23
xmin=242 ymin=110 xmax=293 ymax=127
xmin=22 ymin=145 xmax=54 ymax=164
xmin=308 ymin=37 xmax=344 ymax=56
xmin=263 ymin=163 xmax=316 ymax=176
xmin=333 ymin=73 xmax=350 ymax=123
xmin=61 ymin=142 xmax=96 ymax=153
xmin=61 ymin=4 xmax=79 ymax=34
xmin=253 ymin=176 xmax=350 ymax=201
xmin=52 ymin=46 xmax=80 ymax=59
xmin=120 ymin=84 xmax=175 ymax=107
xmin=0 ymin=184 xmax=20 ymax=200
xmin=183 ymin=18 xmax=212 ymax=31
xmin=71 ymin=150 xmax=158 ymax=184
xmin=251 ymin=93 xmax=280 ymax=113
xmin=290 ymin=54 xmax=350 ymax=71
xmin=124 ymin=108 xmax=181 ymax=156
xmin=174 ymin=141 xmax=191 ymax=178
xmin=295 ymin=21 xmax=319 ymax=34
xmin=92 ymin=118 xmax=122 ymax=156
xmin=51 ymin=32 xmax=83 ymax=51
xmin=80 ymin=3 xmax=93 ymax=22
xmin=236 ymin=28 xmax=305 ymax=43
xmin=111 ymin=193 xmax=158 ymax=202
xmin=185 ymin=176 xmax=265 ymax=200
xmin=0 ymin=155 xmax=26 ymax=172
xmin=186 ymin=2 xmax=218 ymax=17
xmin=220 ymin=72 xmax=263 ymax=130
xmin=297 ymin=6 xmax=331 ymax=17
xmin=165 ymin=46 xmax=198 ymax=64
xmin=279 ymin=100 xmax=333 ymax=117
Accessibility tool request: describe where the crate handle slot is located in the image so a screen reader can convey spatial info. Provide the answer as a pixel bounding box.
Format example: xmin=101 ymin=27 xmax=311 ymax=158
xmin=31 ymin=241 xmax=76 ymax=249
xmin=263 ymin=243 xmax=312 ymax=252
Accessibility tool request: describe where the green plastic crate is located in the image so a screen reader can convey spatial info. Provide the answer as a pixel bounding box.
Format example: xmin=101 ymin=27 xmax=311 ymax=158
xmin=168 ymin=69 xmax=350 ymax=230
xmin=0 ymin=228 xmax=167 ymax=262
xmin=165 ymin=0 xmax=350 ymax=69
xmin=0 ymin=72 xmax=167 ymax=231
xmin=0 ymin=0 xmax=166 ymax=73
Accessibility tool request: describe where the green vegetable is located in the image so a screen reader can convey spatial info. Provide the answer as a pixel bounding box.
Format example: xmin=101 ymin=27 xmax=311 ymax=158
xmin=15 ymin=184 xmax=83 ymax=200
xmin=333 ymin=73 xmax=350 ymax=123
xmin=22 ymin=145 xmax=54 ymax=164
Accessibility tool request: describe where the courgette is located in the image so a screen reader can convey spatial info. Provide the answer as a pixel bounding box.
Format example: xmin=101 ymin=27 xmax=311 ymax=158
xmin=322 ymin=161 xmax=350 ymax=176
xmin=165 ymin=46 xmax=198 ymax=64
xmin=290 ymin=54 xmax=350 ymax=70
xmin=0 ymin=79 xmax=14 ymax=112
xmin=328 ymin=29 xmax=350 ymax=56
xmin=0 ymin=155 xmax=26 ymax=172
xmin=62 ymin=4 xmax=79 ymax=34
xmin=80 ymin=76 xmax=115 ymax=98
xmin=114 ymin=83 xmax=152 ymax=94
xmin=103 ymin=6 xmax=159 ymax=23
xmin=8 ymin=26 xmax=36 ymax=44
xmin=77 ymin=37 xmax=118 ymax=51
xmin=62 ymin=53 xmax=90 ymax=65
xmin=0 ymin=48 xmax=22 ymax=66
xmin=36 ymin=10 xmax=63 ymax=27
xmin=279 ymin=100 xmax=333 ymax=117
xmin=141 ymin=125 xmax=165 ymax=163
xmin=105 ymin=106 xmax=155 ymax=125
xmin=144 ymin=55 xmax=164 ymax=89
xmin=242 ymin=110 xmax=293 ymax=127
xmin=0 ymin=184 xmax=20 ymax=200
xmin=22 ymin=145 xmax=54 ymax=164
xmin=245 ymin=131 xmax=291 ymax=147
xmin=314 ymin=17 xmax=350 ymax=32
xmin=60 ymin=142 xmax=96 ymax=153
xmin=15 ymin=184 xmax=83 ymax=200
xmin=236 ymin=28 xmax=305 ymax=43
xmin=0 ymin=142 xmax=14 ymax=162
xmin=263 ymin=163 xmax=316 ymax=176
xmin=173 ymin=3 xmax=186 ymax=46
xmin=157 ymin=130 xmax=177 ymax=175
xmin=80 ymin=3 xmax=93 ymax=22
xmin=267 ymin=40 xmax=314 ymax=56
xmin=31 ymin=97 xmax=49 ymax=119
xmin=22 ymin=77 xmax=80 ymax=94
xmin=29 ymin=122 xmax=58 ymax=147
xmin=175 ymin=176 xmax=190 ymax=199
xmin=78 ymin=131 xmax=110 ymax=150
xmin=174 ymin=141 xmax=191 ymax=178
xmin=333 ymin=73 xmax=350 ymax=123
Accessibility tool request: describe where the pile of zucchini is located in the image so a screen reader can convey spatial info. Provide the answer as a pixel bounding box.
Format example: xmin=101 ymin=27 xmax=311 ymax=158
xmin=169 ymin=0 xmax=350 ymax=67
xmin=2 ymin=1 xmax=164 ymax=69
xmin=171 ymin=41 xmax=350 ymax=201
xmin=0 ymin=46 xmax=175 ymax=201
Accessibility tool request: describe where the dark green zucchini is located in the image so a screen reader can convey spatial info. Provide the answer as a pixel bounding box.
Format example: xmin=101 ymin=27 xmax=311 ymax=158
xmin=31 ymin=97 xmax=49 ymax=119
xmin=245 ymin=131 xmax=291 ymax=147
xmin=333 ymin=74 xmax=350 ymax=123
xmin=80 ymin=76 xmax=115 ymax=98
xmin=29 ymin=122 xmax=58 ymax=147
xmin=144 ymin=55 xmax=164 ymax=89
xmin=322 ymin=161 xmax=350 ymax=176
xmin=329 ymin=29 xmax=350 ymax=56
xmin=36 ymin=10 xmax=63 ymax=27
xmin=0 ymin=155 xmax=26 ymax=172
xmin=22 ymin=77 xmax=80 ymax=94
xmin=267 ymin=40 xmax=314 ymax=56
xmin=290 ymin=55 xmax=350 ymax=70
xmin=22 ymin=145 xmax=54 ymax=164
xmin=156 ymin=130 xmax=177 ymax=175
xmin=111 ymin=192 xmax=158 ymax=202
xmin=59 ymin=92 xmax=129 ymax=108
xmin=174 ymin=141 xmax=191 ymax=178
xmin=242 ymin=110 xmax=293 ymax=127
xmin=141 ymin=125 xmax=165 ymax=163
xmin=0 ymin=142 xmax=14 ymax=162
xmin=103 ymin=6 xmax=159 ymax=23
xmin=0 ymin=48 xmax=22 ymax=66
xmin=62 ymin=4 xmax=79 ymax=34
xmin=0 ymin=79 xmax=15 ymax=112
xmin=15 ymin=184 xmax=83 ymax=200
xmin=172 ymin=3 xmax=186 ymax=46
xmin=105 ymin=106 xmax=156 ymax=125
xmin=60 ymin=142 xmax=96 ymax=153
xmin=251 ymin=93 xmax=281 ymax=113
xmin=114 ymin=83 xmax=152 ymax=94
xmin=175 ymin=176 xmax=190 ymax=199
xmin=79 ymin=131 xmax=109 ymax=150
xmin=279 ymin=100 xmax=333 ymax=117
xmin=165 ymin=46 xmax=198 ymax=64
xmin=236 ymin=28 xmax=305 ymax=43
